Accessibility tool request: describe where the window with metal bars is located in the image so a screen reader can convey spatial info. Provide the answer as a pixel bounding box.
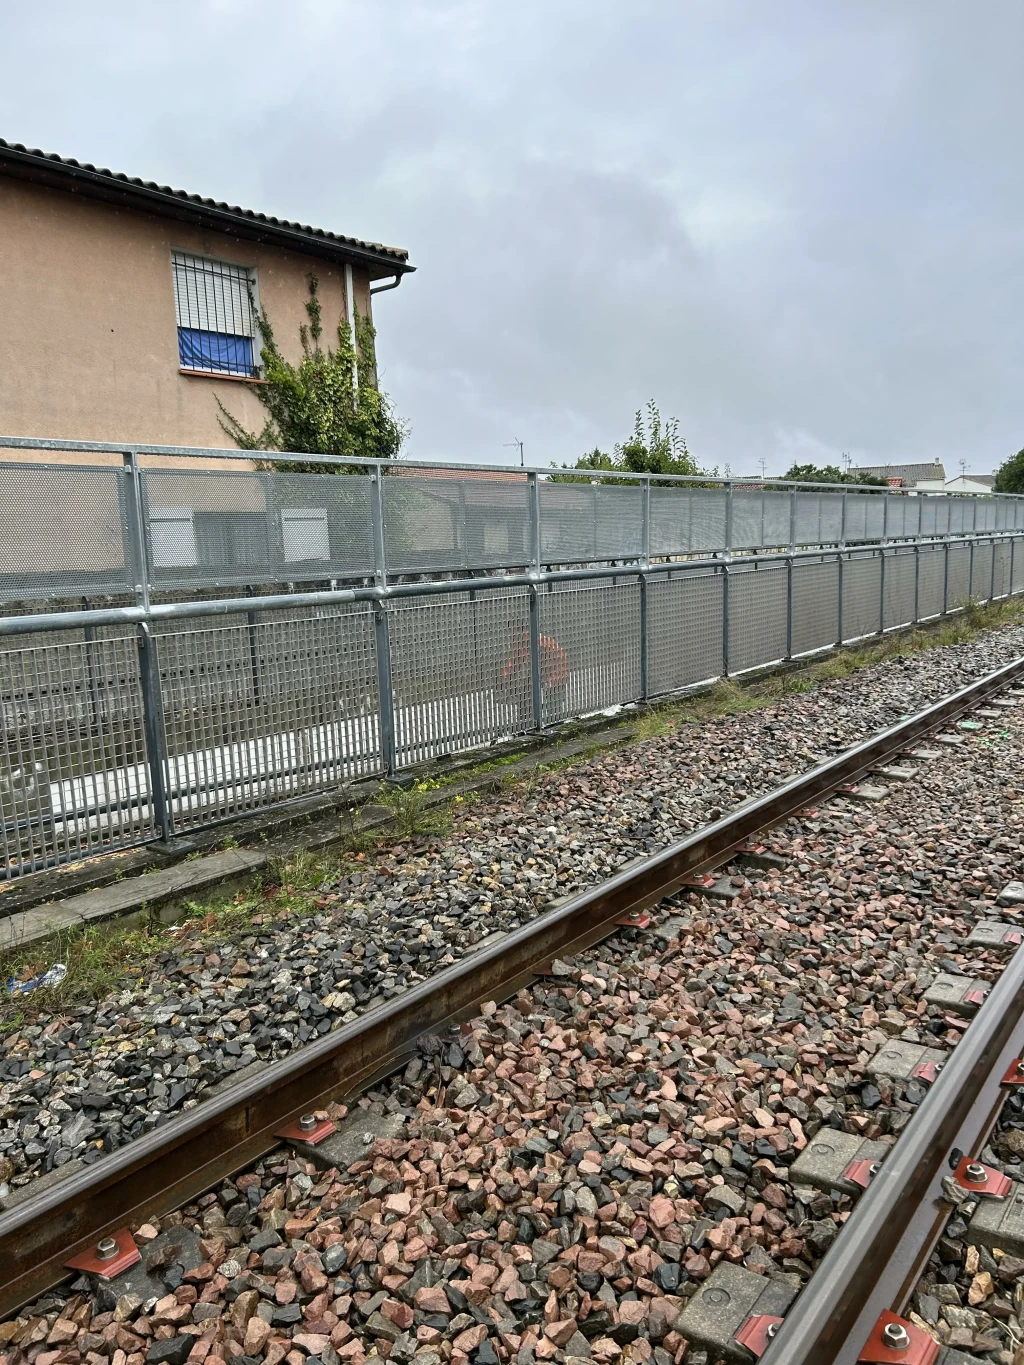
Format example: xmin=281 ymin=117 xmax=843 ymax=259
xmin=171 ymin=251 xmax=259 ymax=377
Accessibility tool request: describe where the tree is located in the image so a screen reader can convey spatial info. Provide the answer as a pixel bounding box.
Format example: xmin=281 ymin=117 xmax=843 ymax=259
xmin=218 ymin=274 xmax=407 ymax=470
xmin=994 ymin=449 xmax=1024 ymax=494
xmin=782 ymin=462 xmax=887 ymax=488
xmin=551 ymin=401 xmax=712 ymax=485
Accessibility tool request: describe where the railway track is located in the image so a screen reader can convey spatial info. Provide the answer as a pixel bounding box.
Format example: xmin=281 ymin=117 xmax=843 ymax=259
xmin=2 ymin=654 xmax=1024 ymax=1365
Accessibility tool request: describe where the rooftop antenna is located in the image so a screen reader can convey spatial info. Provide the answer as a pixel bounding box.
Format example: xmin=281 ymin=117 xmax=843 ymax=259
xmin=505 ymin=438 xmax=525 ymax=467
xmin=758 ymin=457 xmax=767 ymax=483
xmin=959 ymin=459 xmax=967 ymax=479
xmin=842 ymin=451 xmax=852 ymax=472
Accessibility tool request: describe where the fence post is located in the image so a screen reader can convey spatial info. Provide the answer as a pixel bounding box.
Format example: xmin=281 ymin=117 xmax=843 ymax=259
xmin=137 ymin=623 xmax=171 ymax=841
xmin=785 ymin=555 xmax=794 ymax=659
xmin=641 ymin=477 xmax=651 ymax=569
xmin=837 ymin=552 xmax=845 ymax=645
xmin=527 ymin=472 xmax=541 ymax=571
xmin=878 ymin=547 xmax=886 ymax=635
xmin=968 ymin=538 xmax=975 ymax=602
xmin=528 ymin=585 xmax=544 ymax=729
xmin=369 ymin=468 xmax=398 ymax=776
xmin=639 ymin=572 xmax=649 ymax=700
xmin=122 ymin=451 xmax=174 ymax=841
xmin=913 ymin=543 xmax=920 ymax=624
xmin=991 ymin=538 xmax=997 ymax=603
xmin=122 ymin=450 xmax=150 ymax=609
xmin=942 ymin=541 xmax=950 ymax=615
xmin=721 ymin=562 xmax=730 ymax=677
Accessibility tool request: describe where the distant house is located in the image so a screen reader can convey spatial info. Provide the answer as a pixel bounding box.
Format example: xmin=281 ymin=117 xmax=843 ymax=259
xmin=849 ymin=460 xmax=946 ymax=487
xmin=0 ymin=138 xmax=414 ymax=459
xmin=914 ymin=475 xmax=995 ymax=495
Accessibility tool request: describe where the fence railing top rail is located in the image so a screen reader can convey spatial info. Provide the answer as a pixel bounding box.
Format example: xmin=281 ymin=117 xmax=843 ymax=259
xmin=0 ymin=532 xmax=1019 ymax=638
xmin=1 ymin=436 xmax=1020 ymax=498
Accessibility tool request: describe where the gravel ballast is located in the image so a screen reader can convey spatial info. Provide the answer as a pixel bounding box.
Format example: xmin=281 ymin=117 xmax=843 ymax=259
xmin=1 ymin=626 xmax=1023 ymax=1198
xmin=1 ymin=638 xmax=1023 ymax=1363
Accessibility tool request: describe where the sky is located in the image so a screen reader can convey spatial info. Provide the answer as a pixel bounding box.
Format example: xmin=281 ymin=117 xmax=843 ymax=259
xmin=2 ymin=1 xmax=1022 ymax=477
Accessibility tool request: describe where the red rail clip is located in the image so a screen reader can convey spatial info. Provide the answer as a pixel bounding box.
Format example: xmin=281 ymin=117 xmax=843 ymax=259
xmin=737 ymin=843 xmax=767 ymax=856
xmin=963 ymin=988 xmax=988 ymax=1006
xmin=1004 ymin=930 xmax=1024 ymax=946
xmin=65 ymin=1228 xmax=141 ymax=1279
xmin=911 ymin=1061 xmax=940 ymax=1083
xmin=843 ymin=1159 xmax=880 ymax=1189
xmin=275 ymin=1114 xmax=336 ymax=1145
xmin=615 ymin=911 xmax=651 ymax=929
xmin=681 ymin=873 xmax=716 ymax=889
xmin=734 ymin=1316 xmax=784 ymax=1358
xmin=1002 ymin=1059 xmax=1024 ymax=1086
xmin=952 ymin=1155 xmax=1011 ymax=1198
xmin=857 ymin=1311 xmax=939 ymax=1365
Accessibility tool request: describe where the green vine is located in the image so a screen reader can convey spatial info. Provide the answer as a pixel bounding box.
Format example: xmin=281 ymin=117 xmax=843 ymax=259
xmin=218 ymin=274 xmax=407 ymax=470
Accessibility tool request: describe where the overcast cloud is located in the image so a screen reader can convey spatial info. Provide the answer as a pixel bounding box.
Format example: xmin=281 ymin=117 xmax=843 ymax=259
xmin=2 ymin=1 xmax=1022 ymax=475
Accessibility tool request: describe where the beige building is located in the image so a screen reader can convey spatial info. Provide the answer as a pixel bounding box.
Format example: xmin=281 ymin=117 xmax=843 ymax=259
xmin=0 ymin=138 xmax=413 ymax=460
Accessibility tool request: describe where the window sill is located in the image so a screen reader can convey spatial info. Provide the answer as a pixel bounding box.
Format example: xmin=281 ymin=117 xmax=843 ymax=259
xmin=179 ymin=368 xmax=269 ymax=384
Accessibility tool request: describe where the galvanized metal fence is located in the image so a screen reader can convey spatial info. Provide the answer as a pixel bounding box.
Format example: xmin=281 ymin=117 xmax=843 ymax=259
xmin=2 ymin=531 xmax=1022 ymax=881
xmin=1 ymin=439 xmax=1024 ymax=601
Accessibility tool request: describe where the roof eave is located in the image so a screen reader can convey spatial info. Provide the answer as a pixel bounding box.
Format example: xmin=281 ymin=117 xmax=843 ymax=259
xmin=0 ymin=144 xmax=415 ymax=280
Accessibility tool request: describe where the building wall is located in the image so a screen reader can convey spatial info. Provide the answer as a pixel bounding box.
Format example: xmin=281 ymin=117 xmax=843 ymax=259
xmin=0 ymin=176 xmax=373 ymax=465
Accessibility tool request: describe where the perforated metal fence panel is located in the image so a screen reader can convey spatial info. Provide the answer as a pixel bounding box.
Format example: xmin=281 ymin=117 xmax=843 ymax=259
xmin=142 ymin=469 xmax=375 ymax=589
xmin=882 ymin=551 xmax=917 ymax=629
xmin=539 ymin=484 xmax=643 ymax=564
xmin=728 ymin=565 xmax=788 ymax=674
xmin=917 ymin=547 xmax=946 ymax=618
xmin=389 ymin=587 xmax=532 ymax=766
xmin=0 ymin=462 xmax=134 ymax=603
xmin=384 ymin=476 xmax=532 ymax=572
xmin=1013 ymin=542 xmax=1024 ymax=593
xmin=0 ymin=631 xmax=153 ymax=877
xmin=649 ymin=488 xmax=728 ymax=556
xmin=646 ymin=570 xmax=724 ymax=694
xmin=794 ymin=493 xmax=843 ymax=546
xmin=993 ymin=542 xmax=1012 ymax=598
xmin=157 ymin=605 xmax=380 ymax=829
xmin=537 ymin=580 xmax=641 ymax=722
xmin=971 ymin=542 xmax=994 ymax=601
xmin=946 ymin=544 xmax=971 ymax=608
xmin=841 ymin=554 xmax=882 ymax=640
xmin=791 ymin=559 xmax=839 ymax=656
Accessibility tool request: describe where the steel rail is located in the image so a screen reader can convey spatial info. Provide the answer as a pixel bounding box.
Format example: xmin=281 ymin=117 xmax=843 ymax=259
xmin=1 ymin=654 xmax=1022 ymax=1314
xmin=760 ymin=942 xmax=1024 ymax=1365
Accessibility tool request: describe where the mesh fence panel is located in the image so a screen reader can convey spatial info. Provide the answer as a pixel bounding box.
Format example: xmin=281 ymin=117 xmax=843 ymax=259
xmin=732 ymin=492 xmax=764 ymax=551
xmin=794 ymin=493 xmax=843 ymax=546
xmin=0 ymin=462 xmax=133 ymax=603
xmin=0 ymin=632 xmax=153 ymax=877
xmin=143 ymin=469 xmax=374 ymax=589
xmin=917 ymin=547 xmax=945 ymax=618
xmin=1013 ymin=543 xmax=1024 ymax=593
xmin=791 ymin=559 xmax=838 ymax=656
xmin=841 ymin=554 xmax=882 ymax=640
xmin=389 ymin=587 xmax=532 ymax=766
xmin=970 ymin=542 xmax=994 ymax=601
xmin=539 ymin=484 xmax=643 ymax=563
xmin=882 ymin=551 xmax=917 ymax=629
xmin=157 ymin=606 xmax=380 ymax=828
xmin=946 ymin=544 xmax=971 ymax=608
xmin=384 ymin=476 xmax=532 ymax=572
xmin=649 ymin=488 xmax=728 ymax=556
xmin=537 ymin=580 xmax=641 ymax=722
xmin=728 ymin=566 xmax=788 ymax=673
xmin=994 ymin=542 xmax=1012 ymax=598
xmin=647 ymin=570 xmax=724 ymax=693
